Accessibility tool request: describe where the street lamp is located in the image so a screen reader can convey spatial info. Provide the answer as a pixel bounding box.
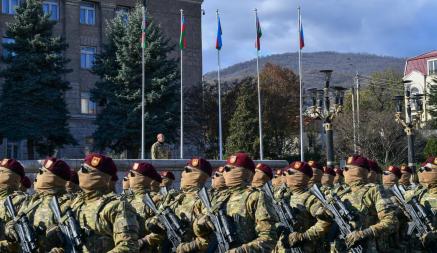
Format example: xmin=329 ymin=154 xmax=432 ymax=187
xmin=393 ymin=80 xmax=424 ymax=183
xmin=307 ymin=70 xmax=345 ymax=169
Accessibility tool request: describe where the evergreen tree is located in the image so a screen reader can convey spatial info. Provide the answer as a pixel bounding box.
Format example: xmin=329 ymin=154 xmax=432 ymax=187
xmin=0 ymin=0 xmax=74 ymax=159
xmin=225 ymin=77 xmax=259 ymax=157
xmin=91 ymin=5 xmax=179 ymax=158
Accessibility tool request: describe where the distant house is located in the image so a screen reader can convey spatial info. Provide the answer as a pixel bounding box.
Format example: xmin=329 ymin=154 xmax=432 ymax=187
xmin=403 ymin=50 xmax=437 ymax=123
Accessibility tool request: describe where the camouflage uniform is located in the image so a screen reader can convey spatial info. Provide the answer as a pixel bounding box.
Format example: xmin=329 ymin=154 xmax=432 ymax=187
xmin=0 ymin=188 xmax=28 ymax=252
xmin=332 ymin=182 xmax=398 ymax=252
xmin=211 ymin=185 xmax=278 ymax=252
xmin=151 ymin=141 xmax=171 ymax=159
xmin=71 ymin=153 xmax=139 ymax=253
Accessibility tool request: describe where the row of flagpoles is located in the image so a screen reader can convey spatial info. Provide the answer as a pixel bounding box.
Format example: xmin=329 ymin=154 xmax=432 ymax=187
xmin=140 ymin=6 xmax=306 ymax=161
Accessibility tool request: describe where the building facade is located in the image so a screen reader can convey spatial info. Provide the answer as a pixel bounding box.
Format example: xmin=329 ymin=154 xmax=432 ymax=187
xmin=403 ymin=50 xmax=437 ymax=124
xmin=0 ymin=0 xmax=203 ymax=158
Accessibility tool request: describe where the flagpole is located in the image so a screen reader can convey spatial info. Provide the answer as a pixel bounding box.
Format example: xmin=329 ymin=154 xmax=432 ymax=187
xmin=216 ymin=10 xmax=223 ymax=160
xmin=141 ymin=5 xmax=146 ymax=159
xmin=298 ymin=6 xmax=305 ymax=162
xmin=180 ymin=9 xmax=184 ymax=159
xmin=254 ymin=8 xmax=264 ymax=160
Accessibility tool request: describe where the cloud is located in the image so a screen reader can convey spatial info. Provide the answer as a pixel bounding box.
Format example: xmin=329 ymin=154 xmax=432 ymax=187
xmin=201 ymin=0 xmax=437 ymax=73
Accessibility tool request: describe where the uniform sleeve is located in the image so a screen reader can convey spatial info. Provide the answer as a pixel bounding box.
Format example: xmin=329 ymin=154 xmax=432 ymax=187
xmin=240 ymin=191 xmax=278 ymax=252
xmin=367 ymin=186 xmax=398 ymax=237
xmin=151 ymin=143 xmax=157 ymax=159
xmin=306 ymin=196 xmax=332 ymax=240
xmin=107 ymin=201 xmax=139 ymax=253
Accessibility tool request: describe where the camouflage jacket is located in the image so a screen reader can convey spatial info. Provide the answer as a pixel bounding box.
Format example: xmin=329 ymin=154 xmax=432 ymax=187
xmin=17 ymin=190 xmax=70 ymax=253
xmin=0 ymin=188 xmax=29 ymax=253
xmin=332 ymin=182 xmax=398 ymax=252
xmin=70 ymin=191 xmax=139 ymax=253
xmin=275 ymin=188 xmax=331 ymax=253
xmin=210 ymin=186 xmax=278 ymax=252
xmin=150 ymin=142 xmax=171 ymax=159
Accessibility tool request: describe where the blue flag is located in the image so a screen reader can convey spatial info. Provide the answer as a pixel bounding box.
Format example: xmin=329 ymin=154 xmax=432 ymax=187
xmin=216 ymin=16 xmax=223 ymax=50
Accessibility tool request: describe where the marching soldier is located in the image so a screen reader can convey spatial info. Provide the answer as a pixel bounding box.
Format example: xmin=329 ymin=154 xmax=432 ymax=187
xmin=125 ymin=162 xmax=163 ymax=252
xmin=272 ymin=169 xmax=284 ymax=189
xmin=308 ymin=160 xmax=323 ymax=187
xmin=320 ymin=166 xmax=336 ymax=194
xmin=0 ymin=159 xmax=28 ymax=252
xmin=11 ymin=158 xmax=72 ymax=252
xmin=333 ymin=155 xmax=398 ymax=252
xmin=160 ymin=171 xmax=176 ymax=196
xmin=380 ymin=165 xmax=410 ymax=253
xmin=251 ymin=163 xmax=273 ymax=189
xmin=367 ymin=159 xmax=383 ymax=185
xmin=399 ymin=164 xmax=414 ymax=190
xmin=160 ymin=157 xmax=211 ymax=253
xmin=276 ymin=161 xmax=332 ymax=253
xmin=405 ymin=157 xmax=437 ymax=252
xmin=151 ymin=133 xmax=171 ymax=159
xmin=70 ymin=153 xmax=139 ymax=252
xmin=210 ymin=166 xmax=226 ymax=196
xmin=333 ymin=166 xmax=344 ymax=186
xmin=193 ymin=152 xmax=278 ymax=252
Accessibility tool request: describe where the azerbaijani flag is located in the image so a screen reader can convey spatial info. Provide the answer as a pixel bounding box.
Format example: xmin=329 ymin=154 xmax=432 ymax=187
xmin=256 ymin=15 xmax=262 ymax=51
xmin=179 ymin=14 xmax=187 ymax=50
xmin=141 ymin=8 xmax=147 ymax=49
xmin=216 ymin=16 xmax=223 ymax=50
xmin=299 ymin=14 xmax=305 ymax=49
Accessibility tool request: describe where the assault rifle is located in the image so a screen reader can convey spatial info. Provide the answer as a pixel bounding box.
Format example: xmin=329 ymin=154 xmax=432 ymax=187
xmin=4 ymin=196 xmax=38 ymax=253
xmin=198 ymin=187 xmax=238 ymax=253
xmin=310 ymin=184 xmax=363 ymax=253
xmin=50 ymin=196 xmax=83 ymax=253
xmin=143 ymin=192 xmax=185 ymax=252
xmin=262 ymin=182 xmax=303 ymax=253
xmin=391 ymin=184 xmax=435 ymax=242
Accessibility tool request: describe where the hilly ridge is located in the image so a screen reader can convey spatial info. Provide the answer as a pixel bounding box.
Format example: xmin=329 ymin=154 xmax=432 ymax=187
xmin=204 ymin=51 xmax=405 ymax=88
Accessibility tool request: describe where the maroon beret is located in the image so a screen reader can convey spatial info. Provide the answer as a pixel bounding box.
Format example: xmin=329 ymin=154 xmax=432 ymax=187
xmin=132 ymin=162 xmax=162 ymax=183
xmin=308 ymin=160 xmax=322 ymax=170
xmin=323 ymin=166 xmax=336 ymax=176
xmin=226 ymin=153 xmax=255 ymax=172
xmin=187 ymin=157 xmax=212 ymax=177
xmin=42 ymin=158 xmax=71 ymax=181
xmin=255 ymin=163 xmax=273 ymax=179
xmin=367 ymin=160 xmax=382 ymax=173
xmin=0 ymin=159 xmax=25 ymax=178
xmin=69 ymin=170 xmax=79 ymax=185
xmin=274 ymin=169 xmax=283 ymax=178
xmin=346 ymin=155 xmax=369 ymax=170
xmin=84 ymin=153 xmax=117 ymax=177
xmin=289 ymin=161 xmax=313 ymax=178
xmin=423 ymin=156 xmax=437 ymax=169
xmin=400 ymin=164 xmax=412 ymax=174
xmin=386 ymin=165 xmax=402 ymax=179
xmin=21 ymin=176 xmax=32 ymax=189
xmin=160 ymin=171 xmax=175 ymax=180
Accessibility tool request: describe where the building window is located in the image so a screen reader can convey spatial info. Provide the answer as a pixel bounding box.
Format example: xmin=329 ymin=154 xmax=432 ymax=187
xmin=116 ymin=6 xmax=129 ymax=23
xmin=428 ymin=59 xmax=437 ymax=76
xmin=2 ymin=0 xmax=20 ymax=15
xmin=43 ymin=0 xmax=58 ymax=20
xmin=80 ymin=2 xmax=95 ymax=25
xmin=2 ymin=37 xmax=15 ymax=58
xmin=80 ymin=46 xmax=95 ymax=69
xmin=81 ymin=92 xmax=96 ymax=115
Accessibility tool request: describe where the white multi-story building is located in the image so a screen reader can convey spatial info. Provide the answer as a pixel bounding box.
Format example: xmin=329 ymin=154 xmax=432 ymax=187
xmin=403 ymin=50 xmax=437 ymax=123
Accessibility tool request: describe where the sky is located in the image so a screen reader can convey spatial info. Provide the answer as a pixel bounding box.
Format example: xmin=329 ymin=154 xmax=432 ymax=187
xmin=200 ymin=0 xmax=437 ymax=73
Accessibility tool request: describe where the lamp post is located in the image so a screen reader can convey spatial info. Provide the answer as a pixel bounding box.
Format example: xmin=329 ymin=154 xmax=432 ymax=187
xmin=393 ymin=80 xmax=424 ymax=183
xmin=308 ymin=70 xmax=345 ymax=169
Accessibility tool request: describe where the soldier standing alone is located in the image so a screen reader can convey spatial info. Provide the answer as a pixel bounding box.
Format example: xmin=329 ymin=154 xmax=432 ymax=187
xmin=151 ymin=133 xmax=171 ymax=159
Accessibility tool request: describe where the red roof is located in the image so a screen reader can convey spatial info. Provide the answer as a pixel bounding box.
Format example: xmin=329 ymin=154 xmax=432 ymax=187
xmin=405 ymin=50 xmax=437 ymax=76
